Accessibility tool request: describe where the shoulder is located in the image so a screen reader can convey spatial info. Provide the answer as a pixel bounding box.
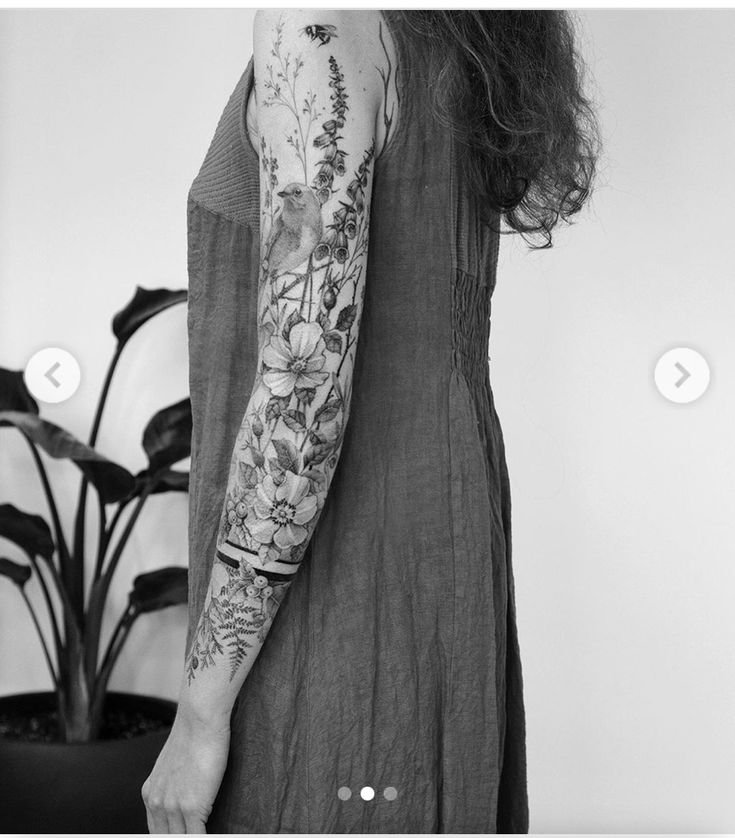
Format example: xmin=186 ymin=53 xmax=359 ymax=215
xmin=254 ymin=8 xmax=389 ymax=52
xmin=252 ymin=10 xmax=401 ymax=155
xmin=255 ymin=11 xmax=396 ymax=100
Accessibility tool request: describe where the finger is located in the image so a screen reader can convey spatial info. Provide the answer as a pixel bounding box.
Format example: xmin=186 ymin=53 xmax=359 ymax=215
xmin=183 ymin=812 xmax=207 ymax=834
xmin=142 ymin=782 xmax=155 ymax=834
xmin=166 ymin=809 xmax=187 ymax=834
xmin=150 ymin=804 xmax=169 ymax=834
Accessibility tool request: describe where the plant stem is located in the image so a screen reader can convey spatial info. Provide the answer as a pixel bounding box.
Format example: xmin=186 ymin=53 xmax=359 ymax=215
xmin=99 ymin=485 xmax=153 ymax=600
xmin=94 ymin=494 xmax=107 ymax=581
xmin=57 ymin=629 xmax=92 ymax=742
xmin=83 ymin=481 xmax=154 ymax=685
xmin=20 ymin=588 xmax=59 ymax=689
xmin=21 ymin=432 xmax=81 ymax=686
xmin=71 ymin=342 xmax=123 ymax=621
xmin=92 ymin=603 xmax=136 ymax=713
xmin=22 ymin=433 xmax=70 ymax=580
xmin=92 ymin=497 xmax=129 ymax=585
xmin=26 ymin=554 xmax=63 ymax=662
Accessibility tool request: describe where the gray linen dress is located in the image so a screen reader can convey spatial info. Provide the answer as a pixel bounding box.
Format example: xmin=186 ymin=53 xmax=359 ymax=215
xmin=185 ymin=15 xmax=529 ymax=833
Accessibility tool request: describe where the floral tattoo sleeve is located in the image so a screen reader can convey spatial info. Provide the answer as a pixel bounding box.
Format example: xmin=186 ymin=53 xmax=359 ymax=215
xmin=185 ymin=15 xmax=397 ymax=684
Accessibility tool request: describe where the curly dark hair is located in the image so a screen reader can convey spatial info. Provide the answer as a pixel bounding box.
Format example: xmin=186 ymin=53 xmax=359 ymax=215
xmin=386 ymin=10 xmax=602 ymax=249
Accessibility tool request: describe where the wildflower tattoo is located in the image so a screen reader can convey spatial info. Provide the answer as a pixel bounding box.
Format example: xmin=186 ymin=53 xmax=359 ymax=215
xmin=186 ymin=14 xmax=392 ymax=683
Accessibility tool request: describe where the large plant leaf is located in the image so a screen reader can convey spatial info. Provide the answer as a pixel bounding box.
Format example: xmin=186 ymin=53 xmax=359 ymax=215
xmin=0 ymin=503 xmax=55 ymax=561
xmin=0 ymin=411 xmax=135 ymax=504
xmin=128 ymin=566 xmax=188 ymax=615
xmin=129 ymin=467 xmax=189 ymax=499
xmin=142 ymin=398 xmax=192 ymax=474
xmin=0 ymin=368 xmax=39 ymax=419
xmin=149 ymin=468 xmax=190 ymax=495
xmin=112 ymin=286 xmax=188 ymax=347
xmin=153 ymin=468 xmax=189 ymax=493
xmin=0 ymin=557 xmax=33 ymax=588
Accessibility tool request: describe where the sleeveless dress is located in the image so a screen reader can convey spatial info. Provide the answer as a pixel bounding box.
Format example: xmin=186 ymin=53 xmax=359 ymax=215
xmin=185 ymin=16 xmax=529 ymax=834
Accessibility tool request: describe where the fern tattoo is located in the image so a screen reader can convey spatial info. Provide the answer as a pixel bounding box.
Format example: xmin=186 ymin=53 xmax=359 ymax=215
xmin=185 ymin=554 xmax=291 ymax=683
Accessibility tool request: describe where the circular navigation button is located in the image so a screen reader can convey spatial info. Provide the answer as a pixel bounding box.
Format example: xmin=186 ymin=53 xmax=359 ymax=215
xmin=24 ymin=347 xmax=81 ymax=404
xmin=654 ymin=347 xmax=710 ymax=404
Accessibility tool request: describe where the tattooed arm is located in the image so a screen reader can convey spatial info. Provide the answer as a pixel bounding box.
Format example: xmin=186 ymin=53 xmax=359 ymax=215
xmin=143 ymin=13 xmax=397 ymax=832
xmin=180 ymin=11 xmax=389 ymax=724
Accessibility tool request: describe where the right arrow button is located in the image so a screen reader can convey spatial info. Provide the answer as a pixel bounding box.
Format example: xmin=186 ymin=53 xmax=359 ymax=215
xmin=655 ymin=347 xmax=710 ymax=404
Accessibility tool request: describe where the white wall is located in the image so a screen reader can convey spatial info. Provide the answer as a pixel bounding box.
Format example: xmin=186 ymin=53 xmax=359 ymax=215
xmin=1 ymin=9 xmax=733 ymax=834
xmin=0 ymin=10 xmax=256 ymax=708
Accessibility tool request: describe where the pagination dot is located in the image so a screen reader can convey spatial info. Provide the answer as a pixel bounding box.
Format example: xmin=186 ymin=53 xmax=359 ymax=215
xmin=383 ymin=786 xmax=398 ymax=800
xmin=337 ymin=786 xmax=352 ymax=800
xmin=360 ymin=786 xmax=375 ymax=801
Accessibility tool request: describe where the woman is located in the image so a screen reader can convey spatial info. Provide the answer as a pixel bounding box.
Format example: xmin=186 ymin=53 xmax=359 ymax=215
xmin=143 ymin=9 xmax=600 ymax=834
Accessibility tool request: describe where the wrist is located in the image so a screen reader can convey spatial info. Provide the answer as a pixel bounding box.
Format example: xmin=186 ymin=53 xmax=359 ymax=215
xmin=175 ymin=689 xmax=233 ymax=733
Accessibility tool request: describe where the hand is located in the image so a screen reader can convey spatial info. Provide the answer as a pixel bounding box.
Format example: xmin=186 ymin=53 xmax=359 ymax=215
xmin=141 ymin=706 xmax=231 ymax=833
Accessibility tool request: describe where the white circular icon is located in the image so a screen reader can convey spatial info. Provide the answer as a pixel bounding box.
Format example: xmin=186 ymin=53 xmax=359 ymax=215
xmin=654 ymin=347 xmax=710 ymax=404
xmin=360 ymin=786 xmax=375 ymax=801
xmin=24 ymin=347 xmax=81 ymax=404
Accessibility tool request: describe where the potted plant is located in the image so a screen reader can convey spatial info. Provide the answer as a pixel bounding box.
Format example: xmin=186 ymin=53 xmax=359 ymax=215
xmin=0 ymin=286 xmax=192 ymax=833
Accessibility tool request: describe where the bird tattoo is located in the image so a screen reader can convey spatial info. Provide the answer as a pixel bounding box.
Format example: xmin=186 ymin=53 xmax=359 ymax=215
xmin=262 ymin=183 xmax=323 ymax=279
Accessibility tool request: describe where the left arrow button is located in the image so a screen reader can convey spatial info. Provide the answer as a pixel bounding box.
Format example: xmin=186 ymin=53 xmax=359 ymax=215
xmin=45 ymin=361 xmax=62 ymax=388
xmin=24 ymin=348 xmax=81 ymax=404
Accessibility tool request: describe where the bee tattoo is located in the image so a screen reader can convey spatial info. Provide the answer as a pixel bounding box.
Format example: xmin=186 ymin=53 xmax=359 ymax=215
xmin=299 ymin=24 xmax=338 ymax=46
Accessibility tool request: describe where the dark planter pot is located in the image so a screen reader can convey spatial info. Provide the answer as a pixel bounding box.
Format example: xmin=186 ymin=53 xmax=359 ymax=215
xmin=0 ymin=690 xmax=176 ymax=834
